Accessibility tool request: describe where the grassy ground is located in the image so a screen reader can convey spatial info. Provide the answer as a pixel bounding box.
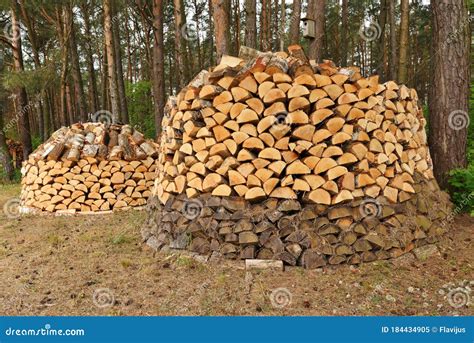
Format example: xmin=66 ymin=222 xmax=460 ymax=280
xmin=0 ymin=184 xmax=472 ymax=316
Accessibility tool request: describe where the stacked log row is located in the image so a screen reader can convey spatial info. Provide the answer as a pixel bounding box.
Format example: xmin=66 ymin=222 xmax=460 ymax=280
xmin=20 ymin=122 xmax=158 ymax=213
xmin=154 ymin=45 xmax=435 ymax=206
xmin=142 ymin=174 xmax=451 ymax=267
xmin=143 ymin=45 xmax=452 ymax=266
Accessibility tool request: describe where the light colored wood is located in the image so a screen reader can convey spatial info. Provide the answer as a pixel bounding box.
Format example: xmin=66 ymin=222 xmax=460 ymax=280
xmin=243 ymin=137 xmax=265 ymax=150
xmin=311 ymin=109 xmax=333 ymax=125
xmin=236 ymin=109 xmax=259 ymax=124
xmin=292 ymin=124 xmax=315 ymax=140
xmin=212 ymin=125 xmax=231 ymax=142
xmin=263 ymin=88 xmax=286 ymax=104
xmin=288 ymin=97 xmax=310 ymax=112
xmin=288 ymin=84 xmax=309 ymax=98
xmin=307 ymin=189 xmax=331 ymax=205
xmin=212 ymin=184 xmax=232 ymax=196
xmin=293 ymin=178 xmax=310 ymax=191
xmin=327 ymin=166 xmax=348 ymax=180
xmin=263 ymin=178 xmax=279 ymax=194
xmin=245 ymin=187 xmax=266 ymax=201
xmin=259 ymin=147 xmax=282 ymax=160
xmin=286 ymin=160 xmax=311 ymax=174
xmin=323 ymin=84 xmax=344 ymax=100
xmin=239 ymin=75 xmax=258 ymax=93
xmin=245 ymin=259 xmax=284 ymax=271
xmin=384 ymin=186 xmax=399 ymax=203
xmin=326 ymin=117 xmax=345 ymax=134
xmin=338 ymin=92 xmax=359 ymax=104
xmin=270 ymin=187 xmax=297 ymax=199
xmin=314 ymin=158 xmax=337 ymax=174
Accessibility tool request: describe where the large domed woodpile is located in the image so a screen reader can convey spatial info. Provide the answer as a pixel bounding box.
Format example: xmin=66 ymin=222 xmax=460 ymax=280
xmin=20 ymin=122 xmax=158 ymax=214
xmin=142 ymin=45 xmax=451 ymax=267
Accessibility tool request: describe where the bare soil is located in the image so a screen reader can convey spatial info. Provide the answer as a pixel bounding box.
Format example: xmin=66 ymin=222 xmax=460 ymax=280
xmin=0 ymin=184 xmax=472 ymax=316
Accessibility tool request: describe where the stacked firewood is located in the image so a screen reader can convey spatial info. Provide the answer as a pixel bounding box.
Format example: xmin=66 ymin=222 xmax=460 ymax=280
xmin=154 ymin=45 xmax=434 ymax=206
xmin=20 ymin=123 xmax=158 ymax=213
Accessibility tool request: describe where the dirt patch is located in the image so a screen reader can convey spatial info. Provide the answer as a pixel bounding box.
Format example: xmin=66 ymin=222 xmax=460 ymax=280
xmin=0 ymin=184 xmax=472 ymax=316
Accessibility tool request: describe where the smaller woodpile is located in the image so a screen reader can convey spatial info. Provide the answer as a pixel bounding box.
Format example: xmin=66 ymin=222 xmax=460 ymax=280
xmin=20 ymin=122 xmax=158 ymax=214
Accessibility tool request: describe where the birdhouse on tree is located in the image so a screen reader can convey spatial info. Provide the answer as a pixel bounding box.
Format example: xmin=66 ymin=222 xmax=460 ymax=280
xmin=302 ymin=17 xmax=315 ymax=38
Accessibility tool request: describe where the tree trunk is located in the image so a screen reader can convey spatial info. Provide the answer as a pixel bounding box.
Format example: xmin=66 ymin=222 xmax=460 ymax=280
xmin=18 ymin=0 xmax=47 ymax=142
xmin=111 ymin=3 xmax=129 ymax=123
xmin=428 ymin=0 xmax=470 ymax=189
xmin=308 ymin=0 xmax=325 ymax=62
xmin=174 ymin=0 xmax=189 ymax=88
xmin=398 ymin=0 xmax=409 ymax=84
xmin=388 ymin=0 xmax=397 ymax=81
xmin=211 ymin=0 xmax=230 ymax=62
xmin=272 ymin=0 xmax=279 ymax=50
xmin=66 ymin=5 xmax=88 ymax=123
xmin=233 ymin=0 xmax=241 ymax=54
xmin=279 ymin=0 xmax=285 ymax=51
xmin=289 ymin=0 xmax=301 ymax=44
xmin=376 ymin=0 xmax=388 ymax=80
xmin=208 ymin=0 xmax=215 ymax=65
xmin=80 ymin=3 xmax=99 ymax=114
xmin=152 ymin=0 xmax=166 ymax=137
xmin=0 ymin=64 xmax=14 ymax=180
xmin=260 ymin=0 xmax=271 ymax=50
xmin=124 ymin=5 xmax=134 ymax=83
xmin=101 ymin=39 xmax=109 ymax=112
xmin=103 ymin=0 xmax=120 ymax=123
xmin=192 ymin=0 xmax=203 ymax=69
xmin=10 ymin=0 xmax=32 ymax=158
xmin=340 ymin=0 xmax=348 ymax=66
xmin=66 ymin=83 xmax=75 ymax=125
